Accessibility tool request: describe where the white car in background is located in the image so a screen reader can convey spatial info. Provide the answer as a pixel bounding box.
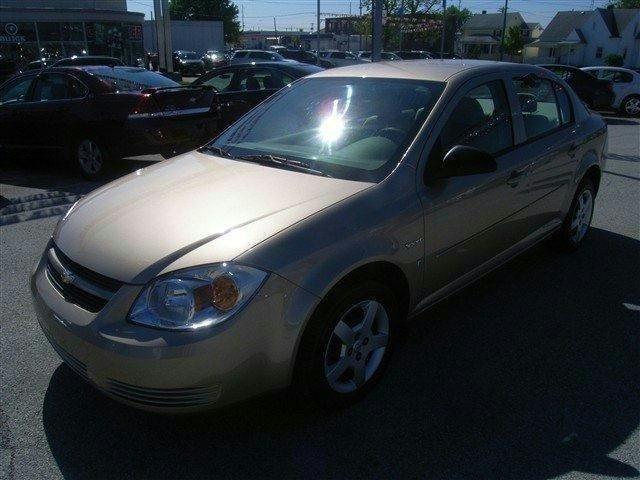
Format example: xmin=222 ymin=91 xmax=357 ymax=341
xmin=581 ymin=66 xmax=640 ymax=116
xmin=319 ymin=50 xmax=368 ymax=67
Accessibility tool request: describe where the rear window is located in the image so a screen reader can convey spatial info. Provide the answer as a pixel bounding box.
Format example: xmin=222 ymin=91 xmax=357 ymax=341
xmin=90 ymin=67 xmax=179 ymax=91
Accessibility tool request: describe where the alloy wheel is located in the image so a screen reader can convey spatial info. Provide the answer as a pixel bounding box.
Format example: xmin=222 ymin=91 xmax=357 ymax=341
xmin=571 ymin=188 xmax=593 ymax=243
xmin=77 ymin=139 xmax=103 ymax=175
xmin=323 ymin=299 xmax=389 ymax=394
xmin=624 ymin=97 xmax=640 ymax=116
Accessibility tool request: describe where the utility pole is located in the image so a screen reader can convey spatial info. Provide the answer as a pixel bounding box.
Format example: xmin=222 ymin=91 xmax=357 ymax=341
xmin=162 ymin=0 xmax=173 ymax=72
xmin=358 ymin=0 xmax=362 ymax=51
xmin=274 ymin=17 xmax=278 ymax=45
xmin=372 ymin=0 xmax=382 ymax=61
xmin=399 ymin=0 xmax=404 ymax=51
xmin=439 ymin=0 xmax=446 ymax=59
xmin=242 ymin=5 xmax=245 ymax=31
xmin=317 ymin=0 xmax=321 ymax=64
xmin=499 ymin=0 xmax=508 ymax=61
xmin=153 ymin=0 xmax=165 ymax=70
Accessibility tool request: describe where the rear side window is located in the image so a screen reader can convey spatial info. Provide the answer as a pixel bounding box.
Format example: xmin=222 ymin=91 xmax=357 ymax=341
xmin=200 ymin=70 xmax=235 ymax=91
xmin=614 ymin=71 xmax=633 ymax=83
xmin=233 ymin=51 xmax=248 ymax=58
xmin=0 ymin=76 xmax=33 ymax=105
xmin=438 ymin=80 xmax=513 ymax=156
xmin=512 ymin=77 xmax=561 ymax=139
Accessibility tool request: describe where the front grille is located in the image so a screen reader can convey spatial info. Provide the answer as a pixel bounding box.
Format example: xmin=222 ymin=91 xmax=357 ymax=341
xmin=104 ymin=378 xmax=222 ymax=408
xmin=45 ymin=242 xmax=124 ymax=313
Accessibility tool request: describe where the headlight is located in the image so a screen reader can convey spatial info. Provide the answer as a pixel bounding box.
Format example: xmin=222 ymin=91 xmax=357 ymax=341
xmin=128 ymin=264 xmax=267 ymax=331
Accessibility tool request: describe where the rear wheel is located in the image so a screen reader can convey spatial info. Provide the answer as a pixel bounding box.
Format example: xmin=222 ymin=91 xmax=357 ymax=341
xmin=553 ymin=178 xmax=596 ymax=251
xmin=620 ymin=95 xmax=640 ymax=117
xmin=74 ymin=138 xmax=109 ymax=180
xmin=294 ymin=280 xmax=397 ymax=408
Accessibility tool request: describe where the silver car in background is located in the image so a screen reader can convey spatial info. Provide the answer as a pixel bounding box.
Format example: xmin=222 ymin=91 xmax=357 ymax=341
xmin=31 ymin=60 xmax=607 ymax=412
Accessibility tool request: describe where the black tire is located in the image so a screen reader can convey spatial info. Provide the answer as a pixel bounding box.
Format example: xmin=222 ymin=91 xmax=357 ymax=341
xmin=620 ymin=95 xmax=640 ymax=117
xmin=553 ymin=178 xmax=596 ymax=252
xmin=72 ymin=137 xmax=110 ymax=180
xmin=293 ymin=279 xmax=398 ymax=408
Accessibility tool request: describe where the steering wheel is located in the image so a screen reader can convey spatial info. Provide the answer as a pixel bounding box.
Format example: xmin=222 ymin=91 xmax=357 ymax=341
xmin=374 ymin=127 xmax=405 ymax=144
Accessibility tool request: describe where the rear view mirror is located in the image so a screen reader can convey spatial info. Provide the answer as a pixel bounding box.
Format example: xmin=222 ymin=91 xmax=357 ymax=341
xmin=517 ymin=93 xmax=538 ymax=113
xmin=440 ymin=145 xmax=497 ymax=177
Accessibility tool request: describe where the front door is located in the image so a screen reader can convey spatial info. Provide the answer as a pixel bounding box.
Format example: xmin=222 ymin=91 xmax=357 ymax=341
xmin=417 ymin=76 xmax=533 ymax=297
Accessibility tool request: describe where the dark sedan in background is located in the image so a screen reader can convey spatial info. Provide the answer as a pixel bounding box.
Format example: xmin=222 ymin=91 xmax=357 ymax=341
xmin=192 ymin=61 xmax=323 ymax=128
xmin=173 ymin=50 xmax=206 ymax=76
xmin=540 ymin=64 xmax=614 ymax=109
xmin=279 ymin=49 xmax=333 ymax=68
xmin=0 ymin=66 xmax=218 ymax=178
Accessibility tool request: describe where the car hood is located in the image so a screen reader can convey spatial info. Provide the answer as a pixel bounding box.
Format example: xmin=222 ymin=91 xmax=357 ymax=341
xmin=54 ymin=151 xmax=371 ymax=284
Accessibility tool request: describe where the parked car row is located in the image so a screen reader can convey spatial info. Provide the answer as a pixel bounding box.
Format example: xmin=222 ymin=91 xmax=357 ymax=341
xmin=539 ymin=64 xmax=640 ymax=116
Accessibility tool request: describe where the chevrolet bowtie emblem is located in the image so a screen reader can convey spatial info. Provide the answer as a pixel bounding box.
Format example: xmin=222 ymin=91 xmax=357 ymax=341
xmin=60 ymin=270 xmax=75 ymax=284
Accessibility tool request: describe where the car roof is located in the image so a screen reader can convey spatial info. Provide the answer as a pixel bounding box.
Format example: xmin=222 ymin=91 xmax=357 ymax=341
xmin=582 ymin=66 xmax=636 ymax=73
xmin=309 ymin=59 xmax=533 ymax=82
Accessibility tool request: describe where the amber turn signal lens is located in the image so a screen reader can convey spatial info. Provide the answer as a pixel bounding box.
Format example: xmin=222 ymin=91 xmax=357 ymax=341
xmin=210 ymin=275 xmax=240 ymax=311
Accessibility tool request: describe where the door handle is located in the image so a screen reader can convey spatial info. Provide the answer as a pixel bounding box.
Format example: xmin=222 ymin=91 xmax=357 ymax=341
xmin=506 ymin=169 xmax=527 ymax=188
xmin=567 ymin=142 xmax=578 ymax=158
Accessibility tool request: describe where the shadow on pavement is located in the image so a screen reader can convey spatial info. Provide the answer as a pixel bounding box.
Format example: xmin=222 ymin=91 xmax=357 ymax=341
xmin=604 ymin=117 xmax=638 ymax=126
xmin=42 ymin=228 xmax=640 ymax=479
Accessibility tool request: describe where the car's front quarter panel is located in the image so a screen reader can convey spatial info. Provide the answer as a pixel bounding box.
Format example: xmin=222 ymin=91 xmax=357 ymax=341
xmin=237 ymin=164 xmax=425 ymax=314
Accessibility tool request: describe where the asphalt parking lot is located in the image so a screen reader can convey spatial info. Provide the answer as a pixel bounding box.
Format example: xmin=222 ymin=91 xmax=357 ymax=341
xmin=1 ymin=117 xmax=639 ymax=480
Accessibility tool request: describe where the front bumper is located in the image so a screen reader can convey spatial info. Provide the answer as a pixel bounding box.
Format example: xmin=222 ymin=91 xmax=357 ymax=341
xmin=30 ymin=251 xmax=319 ymax=413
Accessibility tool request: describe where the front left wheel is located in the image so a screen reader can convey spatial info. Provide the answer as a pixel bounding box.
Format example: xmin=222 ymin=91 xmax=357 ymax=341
xmin=293 ymin=279 xmax=398 ymax=408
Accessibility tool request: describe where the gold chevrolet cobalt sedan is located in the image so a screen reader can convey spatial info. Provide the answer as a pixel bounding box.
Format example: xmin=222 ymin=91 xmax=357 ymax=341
xmin=31 ymin=60 xmax=607 ymax=412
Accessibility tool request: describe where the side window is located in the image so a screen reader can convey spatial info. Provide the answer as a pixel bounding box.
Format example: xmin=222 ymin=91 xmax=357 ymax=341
xmin=280 ymin=71 xmax=296 ymax=85
xmin=438 ymin=80 xmax=513 ymax=157
xmin=32 ymin=74 xmax=72 ymax=101
xmin=333 ymin=52 xmax=347 ymax=59
xmin=233 ymin=51 xmax=247 ymax=58
xmin=239 ymin=68 xmax=283 ymax=91
xmin=555 ymin=83 xmax=573 ymax=125
xmin=68 ymin=77 xmax=88 ymax=98
xmin=0 ymin=76 xmax=34 ymax=105
xmin=614 ymin=72 xmax=633 ymax=83
xmin=201 ymin=71 xmax=235 ymax=91
xmin=512 ymin=77 xmax=561 ymax=139
xmin=600 ymin=69 xmax=616 ymax=81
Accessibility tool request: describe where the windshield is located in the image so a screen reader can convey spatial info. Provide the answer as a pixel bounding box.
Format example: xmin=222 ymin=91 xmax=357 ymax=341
xmin=91 ymin=67 xmax=179 ymax=91
xmin=208 ymin=77 xmax=444 ymax=182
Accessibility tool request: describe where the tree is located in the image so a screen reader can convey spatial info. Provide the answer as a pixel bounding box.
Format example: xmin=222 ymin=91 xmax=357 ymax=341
xmin=606 ymin=0 xmax=640 ymax=7
xmin=503 ymin=25 xmax=524 ymax=56
xmin=605 ymin=53 xmax=624 ymax=67
xmin=169 ymin=0 xmax=241 ymax=44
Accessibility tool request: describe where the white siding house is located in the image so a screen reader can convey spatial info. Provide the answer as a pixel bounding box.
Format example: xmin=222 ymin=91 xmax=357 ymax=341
xmin=523 ymin=8 xmax=640 ymax=68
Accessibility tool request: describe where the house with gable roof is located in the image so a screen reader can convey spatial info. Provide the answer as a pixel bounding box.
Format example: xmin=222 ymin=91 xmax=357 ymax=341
xmin=523 ymin=7 xmax=640 ymax=68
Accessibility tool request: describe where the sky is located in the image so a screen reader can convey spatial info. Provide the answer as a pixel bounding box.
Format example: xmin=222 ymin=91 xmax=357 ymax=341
xmin=126 ymin=0 xmax=613 ymax=32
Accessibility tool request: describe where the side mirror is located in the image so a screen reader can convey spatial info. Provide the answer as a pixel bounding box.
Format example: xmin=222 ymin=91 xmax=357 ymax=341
xmin=440 ymin=145 xmax=497 ymax=177
xmin=518 ymin=92 xmax=537 ymax=113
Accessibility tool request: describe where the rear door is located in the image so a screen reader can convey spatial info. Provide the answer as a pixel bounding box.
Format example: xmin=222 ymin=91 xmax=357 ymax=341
xmin=0 ymin=74 xmax=36 ymax=147
xmin=419 ymin=75 xmax=532 ymax=295
xmin=509 ymin=74 xmax=578 ymax=231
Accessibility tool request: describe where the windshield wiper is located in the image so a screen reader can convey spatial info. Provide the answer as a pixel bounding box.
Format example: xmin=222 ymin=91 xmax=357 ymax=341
xmin=236 ymin=154 xmax=331 ymax=177
xmin=198 ymin=145 xmax=235 ymax=158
